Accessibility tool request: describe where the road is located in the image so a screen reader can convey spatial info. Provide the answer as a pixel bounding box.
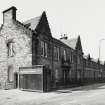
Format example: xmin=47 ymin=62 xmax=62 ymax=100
xmin=0 ymin=83 xmax=105 ymax=105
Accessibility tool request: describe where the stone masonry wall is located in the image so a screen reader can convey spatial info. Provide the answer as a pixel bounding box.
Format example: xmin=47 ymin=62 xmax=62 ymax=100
xmin=0 ymin=16 xmax=32 ymax=89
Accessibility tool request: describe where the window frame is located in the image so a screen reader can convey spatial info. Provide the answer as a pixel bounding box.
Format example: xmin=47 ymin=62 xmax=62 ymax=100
xmin=44 ymin=42 xmax=48 ymax=58
xmin=57 ymin=47 xmax=60 ymax=61
xmin=7 ymin=41 xmax=14 ymax=57
xmin=54 ymin=46 xmax=60 ymax=61
xmin=77 ymin=56 xmax=80 ymax=64
xmin=63 ymin=49 xmax=66 ymax=61
xmin=41 ymin=41 xmax=44 ymax=57
xmin=40 ymin=40 xmax=48 ymax=58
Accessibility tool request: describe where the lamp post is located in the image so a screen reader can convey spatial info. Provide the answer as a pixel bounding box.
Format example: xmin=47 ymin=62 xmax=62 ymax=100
xmin=99 ymin=39 xmax=105 ymax=61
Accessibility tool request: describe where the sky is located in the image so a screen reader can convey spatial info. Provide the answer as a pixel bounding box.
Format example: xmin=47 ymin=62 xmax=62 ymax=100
xmin=0 ymin=0 xmax=105 ymax=61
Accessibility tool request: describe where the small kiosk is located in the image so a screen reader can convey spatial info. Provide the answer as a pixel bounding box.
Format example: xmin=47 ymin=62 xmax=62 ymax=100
xmin=19 ymin=65 xmax=51 ymax=92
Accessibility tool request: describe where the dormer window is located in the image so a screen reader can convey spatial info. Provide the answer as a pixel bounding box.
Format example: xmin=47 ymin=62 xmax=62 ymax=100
xmin=7 ymin=41 xmax=14 ymax=57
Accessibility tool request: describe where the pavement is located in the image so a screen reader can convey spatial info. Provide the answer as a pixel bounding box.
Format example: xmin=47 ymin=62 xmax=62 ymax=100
xmin=0 ymin=83 xmax=105 ymax=105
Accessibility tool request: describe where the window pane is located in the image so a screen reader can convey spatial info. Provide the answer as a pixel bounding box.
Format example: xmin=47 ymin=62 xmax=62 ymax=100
xmin=77 ymin=56 xmax=80 ymax=64
xmin=7 ymin=42 xmax=14 ymax=57
xmin=44 ymin=42 xmax=47 ymax=57
xmin=9 ymin=43 xmax=13 ymax=56
xmin=70 ymin=52 xmax=72 ymax=62
xmin=54 ymin=46 xmax=59 ymax=61
xmin=55 ymin=69 xmax=58 ymax=79
xmin=54 ymin=46 xmax=57 ymax=60
xmin=41 ymin=41 xmax=44 ymax=56
xmin=72 ymin=54 xmax=74 ymax=63
xmin=64 ymin=50 xmax=66 ymax=61
xmin=57 ymin=47 xmax=59 ymax=61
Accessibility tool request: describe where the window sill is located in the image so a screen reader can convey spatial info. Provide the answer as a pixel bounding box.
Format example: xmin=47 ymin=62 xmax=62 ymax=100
xmin=41 ymin=55 xmax=48 ymax=59
xmin=7 ymin=81 xmax=14 ymax=83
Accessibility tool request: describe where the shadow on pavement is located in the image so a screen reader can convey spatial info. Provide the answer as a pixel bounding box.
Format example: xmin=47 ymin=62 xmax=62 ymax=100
xmin=54 ymin=83 xmax=105 ymax=94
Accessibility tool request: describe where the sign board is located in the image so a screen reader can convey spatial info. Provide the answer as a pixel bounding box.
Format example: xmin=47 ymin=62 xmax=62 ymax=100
xmin=19 ymin=68 xmax=43 ymax=74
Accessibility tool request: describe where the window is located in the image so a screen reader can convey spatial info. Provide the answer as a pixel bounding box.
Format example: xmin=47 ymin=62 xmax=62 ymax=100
xmin=55 ymin=69 xmax=59 ymax=80
xmin=57 ymin=47 xmax=59 ymax=61
xmin=8 ymin=66 xmax=14 ymax=82
xmin=70 ymin=52 xmax=74 ymax=63
xmin=77 ymin=56 xmax=80 ymax=64
xmin=54 ymin=46 xmax=59 ymax=61
xmin=72 ymin=55 xmax=74 ymax=63
xmin=77 ymin=71 xmax=81 ymax=80
xmin=70 ymin=52 xmax=72 ymax=62
xmin=69 ymin=70 xmax=72 ymax=77
xmin=40 ymin=41 xmax=48 ymax=58
xmin=7 ymin=41 xmax=14 ymax=57
xmin=41 ymin=41 xmax=44 ymax=56
xmin=64 ymin=49 xmax=66 ymax=61
xmin=54 ymin=46 xmax=57 ymax=59
xmin=44 ymin=42 xmax=47 ymax=57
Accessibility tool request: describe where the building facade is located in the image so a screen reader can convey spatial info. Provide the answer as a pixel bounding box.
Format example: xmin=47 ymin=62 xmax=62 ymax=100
xmin=0 ymin=6 xmax=105 ymax=92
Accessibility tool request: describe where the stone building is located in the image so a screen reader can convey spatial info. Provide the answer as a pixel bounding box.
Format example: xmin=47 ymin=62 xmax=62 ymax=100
xmin=0 ymin=6 xmax=33 ymax=89
xmin=0 ymin=6 xmax=84 ymax=91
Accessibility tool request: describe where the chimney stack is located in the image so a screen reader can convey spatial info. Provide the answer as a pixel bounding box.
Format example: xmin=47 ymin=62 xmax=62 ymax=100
xmin=3 ymin=6 xmax=17 ymax=25
xmin=60 ymin=34 xmax=68 ymax=40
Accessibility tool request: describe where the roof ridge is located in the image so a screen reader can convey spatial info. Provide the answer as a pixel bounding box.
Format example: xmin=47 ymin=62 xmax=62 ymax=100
xmin=60 ymin=38 xmax=78 ymax=49
xmin=23 ymin=15 xmax=41 ymax=23
xmin=15 ymin=20 xmax=35 ymax=33
xmin=22 ymin=15 xmax=42 ymax=30
xmin=68 ymin=37 xmax=78 ymax=41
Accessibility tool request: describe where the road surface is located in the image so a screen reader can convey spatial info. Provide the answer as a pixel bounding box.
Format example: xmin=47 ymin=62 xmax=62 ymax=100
xmin=0 ymin=83 xmax=105 ymax=105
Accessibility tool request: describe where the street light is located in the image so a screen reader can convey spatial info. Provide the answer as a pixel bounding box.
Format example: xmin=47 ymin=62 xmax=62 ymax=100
xmin=99 ymin=39 xmax=105 ymax=60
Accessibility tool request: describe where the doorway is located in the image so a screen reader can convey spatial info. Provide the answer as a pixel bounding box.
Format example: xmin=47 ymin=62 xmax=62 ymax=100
xmin=63 ymin=69 xmax=69 ymax=86
xmin=14 ymin=73 xmax=18 ymax=88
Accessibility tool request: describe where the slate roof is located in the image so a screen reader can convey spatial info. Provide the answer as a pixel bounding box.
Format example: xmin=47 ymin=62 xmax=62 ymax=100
xmin=91 ymin=58 xmax=98 ymax=63
xmin=23 ymin=16 xmax=41 ymax=30
xmin=60 ymin=38 xmax=78 ymax=49
xmin=83 ymin=55 xmax=104 ymax=64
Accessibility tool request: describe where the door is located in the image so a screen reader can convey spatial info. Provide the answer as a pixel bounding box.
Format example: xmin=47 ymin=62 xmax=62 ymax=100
xmin=77 ymin=70 xmax=81 ymax=83
xmin=14 ymin=73 xmax=18 ymax=88
xmin=63 ymin=69 xmax=69 ymax=85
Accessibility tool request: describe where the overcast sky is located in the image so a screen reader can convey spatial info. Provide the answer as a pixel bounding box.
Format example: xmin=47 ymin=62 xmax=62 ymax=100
xmin=0 ymin=0 xmax=105 ymax=61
